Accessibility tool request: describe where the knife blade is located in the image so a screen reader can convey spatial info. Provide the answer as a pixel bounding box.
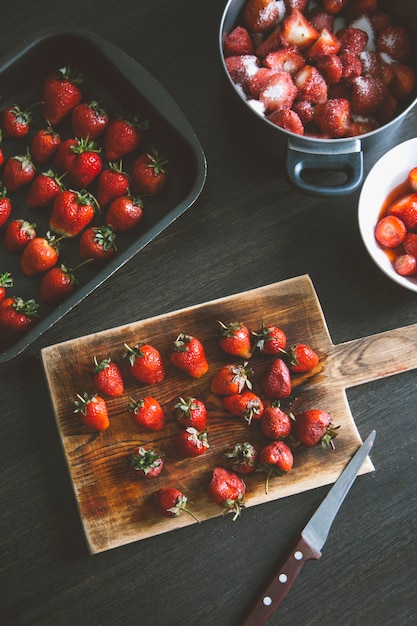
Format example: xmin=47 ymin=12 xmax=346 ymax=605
xmin=242 ymin=430 xmax=376 ymax=626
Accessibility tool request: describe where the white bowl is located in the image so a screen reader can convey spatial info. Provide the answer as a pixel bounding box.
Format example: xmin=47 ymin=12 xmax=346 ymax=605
xmin=358 ymin=138 xmax=417 ymax=292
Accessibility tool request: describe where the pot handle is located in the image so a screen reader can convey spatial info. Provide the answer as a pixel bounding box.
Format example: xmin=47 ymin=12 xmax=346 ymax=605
xmin=286 ymin=139 xmax=363 ymax=197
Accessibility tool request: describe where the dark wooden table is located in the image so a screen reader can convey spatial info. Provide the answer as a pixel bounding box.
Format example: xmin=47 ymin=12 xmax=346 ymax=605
xmin=1 ymin=1 xmax=416 ymax=624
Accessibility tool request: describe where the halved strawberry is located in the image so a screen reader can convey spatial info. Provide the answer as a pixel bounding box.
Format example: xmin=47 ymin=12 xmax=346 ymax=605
xmin=374 ymin=215 xmax=407 ymax=248
xmin=387 ymin=193 xmax=417 ymax=231
xmin=306 ymin=28 xmax=341 ymax=60
xmin=393 ymin=254 xmax=417 ymax=277
xmin=263 ymin=47 xmax=305 ymax=75
xmin=404 ymin=232 xmax=417 ymax=256
xmin=281 ymin=9 xmax=319 ymax=50
xmin=294 ymin=65 xmax=328 ymax=103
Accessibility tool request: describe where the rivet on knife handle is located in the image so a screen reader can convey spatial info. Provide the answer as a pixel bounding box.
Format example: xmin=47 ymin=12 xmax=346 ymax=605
xmin=242 ymin=430 xmax=376 ymax=626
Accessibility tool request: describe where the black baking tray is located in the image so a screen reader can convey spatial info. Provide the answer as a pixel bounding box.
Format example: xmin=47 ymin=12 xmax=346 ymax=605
xmin=0 ymin=27 xmax=207 ymax=364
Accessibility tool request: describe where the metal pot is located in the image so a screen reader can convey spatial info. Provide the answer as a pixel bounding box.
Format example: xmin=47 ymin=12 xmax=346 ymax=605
xmin=219 ymin=0 xmax=417 ymax=196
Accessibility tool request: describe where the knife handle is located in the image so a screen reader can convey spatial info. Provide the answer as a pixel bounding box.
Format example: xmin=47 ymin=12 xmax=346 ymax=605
xmin=241 ymin=535 xmax=321 ymax=626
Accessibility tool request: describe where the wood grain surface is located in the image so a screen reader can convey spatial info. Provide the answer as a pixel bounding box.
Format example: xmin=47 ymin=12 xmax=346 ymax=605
xmin=41 ymin=275 xmax=416 ymax=554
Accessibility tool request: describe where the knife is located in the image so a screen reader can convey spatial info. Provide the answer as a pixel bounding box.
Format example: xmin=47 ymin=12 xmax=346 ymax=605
xmin=242 ymin=430 xmax=376 ymax=626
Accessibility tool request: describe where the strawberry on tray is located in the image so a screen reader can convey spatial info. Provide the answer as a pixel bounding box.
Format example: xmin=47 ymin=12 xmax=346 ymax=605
xmin=0 ymin=27 xmax=206 ymax=364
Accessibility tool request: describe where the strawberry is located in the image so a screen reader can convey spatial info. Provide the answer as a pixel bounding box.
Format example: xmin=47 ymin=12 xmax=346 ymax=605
xmin=31 ymin=125 xmax=61 ymax=163
xmin=315 ymin=54 xmax=343 ymax=85
xmin=130 ymin=446 xmax=164 ymax=478
xmin=105 ymin=194 xmax=144 ymax=233
xmin=377 ymin=25 xmax=411 ymax=62
xmin=210 ymin=362 xmax=252 ymax=395
xmin=321 ymin=0 xmax=349 ymax=13
xmin=267 ymin=109 xmax=304 ymax=135
xmin=20 ymin=232 xmax=60 ymax=276
xmin=287 ymin=343 xmax=319 ymax=372
xmin=71 ymin=100 xmax=109 ymax=139
xmin=284 ymin=0 xmax=308 ymax=10
xmin=129 ymin=396 xmax=165 ymax=431
xmin=253 ymin=323 xmax=286 ymax=354
xmin=260 ymin=401 xmax=292 ymax=440
xmin=3 ymin=219 xmax=36 ymax=252
xmin=40 ymin=66 xmax=83 ymax=125
xmin=390 ymin=62 xmax=416 ymax=100
xmin=224 ymin=55 xmax=260 ymax=95
xmin=0 ymin=131 xmax=4 ymax=167
xmin=96 ymin=161 xmax=129 ymax=208
xmin=407 ymin=168 xmax=417 ymax=192
xmin=130 ymin=149 xmax=168 ymax=196
xmin=66 ymin=138 xmax=102 ymax=188
xmin=294 ymin=65 xmax=328 ymax=103
xmin=3 ymin=150 xmax=36 ymax=192
xmin=404 ymin=232 xmax=417 ymax=257
xmin=0 ymin=184 xmax=12 ymax=228
xmin=351 ymin=76 xmax=388 ymax=116
xmin=292 ymin=100 xmax=314 ymax=125
xmin=92 ymin=356 xmax=124 ymax=397
xmin=261 ymin=357 xmax=292 ymax=399
xmin=306 ymin=28 xmax=341 ymax=60
xmin=258 ymin=440 xmax=293 ymax=494
xmin=208 ymin=467 xmax=246 ymax=520
xmin=308 ymin=6 xmax=335 ymax=32
xmin=0 ymin=296 xmax=39 ymax=338
xmin=79 ymin=224 xmax=117 ymax=262
xmin=224 ymin=441 xmax=258 ymax=475
xmin=218 ymin=320 xmax=252 ymax=359
xmin=263 ymin=48 xmax=305 ymax=75
xmin=123 ymin=342 xmax=166 ymax=384
xmin=175 ymin=427 xmax=209 ymax=458
xmin=393 ymin=254 xmax=417 ymax=277
xmin=374 ymin=215 xmax=407 ymax=248
xmin=387 ymin=193 xmax=417 ymax=231
xmin=259 ymin=71 xmax=297 ymax=113
xmin=39 ymin=264 xmax=78 ymax=303
xmin=103 ymin=114 xmax=150 ymax=161
xmin=222 ymin=390 xmax=264 ymax=424
xmin=170 ymin=332 xmax=209 ymax=378
xmin=337 ymin=27 xmax=368 ymax=56
xmin=53 ymin=138 xmax=78 ymax=173
xmin=292 ymin=409 xmax=338 ymax=448
xmin=281 ymin=8 xmax=319 ymax=51
xmin=223 ymin=25 xmax=254 ymax=57
xmin=26 ymin=170 xmax=65 ymax=208
xmin=345 ymin=0 xmax=378 ymax=21
xmin=314 ymin=97 xmax=351 ymax=137
xmin=339 ymin=50 xmax=362 ymax=81
xmin=0 ymin=272 xmax=13 ymax=303
xmin=174 ymin=396 xmax=207 ymax=431
xmin=49 ymin=189 xmax=96 ymax=238
xmin=154 ymin=487 xmax=200 ymax=522
xmin=243 ymin=0 xmax=281 ymax=34
xmin=1 ymin=104 xmax=32 ymax=139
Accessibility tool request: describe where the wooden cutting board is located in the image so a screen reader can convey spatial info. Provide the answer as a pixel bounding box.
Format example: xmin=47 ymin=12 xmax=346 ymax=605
xmin=41 ymin=275 xmax=417 ymax=554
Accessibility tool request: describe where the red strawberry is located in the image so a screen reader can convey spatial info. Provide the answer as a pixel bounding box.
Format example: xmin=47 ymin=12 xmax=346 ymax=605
xmin=292 ymin=409 xmax=338 ymax=448
xmin=218 ymin=320 xmax=252 ymax=359
xmin=223 ymin=25 xmax=254 ymax=57
xmin=123 ymin=342 xmax=166 ymax=384
xmin=174 ymin=396 xmax=207 ymax=431
xmin=103 ymin=114 xmax=150 ymax=161
xmin=130 ymin=446 xmax=164 ymax=478
xmin=26 ymin=170 xmax=65 ymax=208
xmin=222 ymin=390 xmax=264 ymax=424
xmin=337 ymin=27 xmax=368 ymax=56
xmin=261 ymin=358 xmax=292 ymax=399
xmin=377 ymin=25 xmax=411 ymax=62
xmin=129 ymin=396 xmax=165 ymax=431
xmin=210 ymin=362 xmax=252 ymax=395
xmin=208 ymin=467 xmax=246 ymax=520
xmin=258 ymin=440 xmax=293 ymax=493
xmin=154 ymin=487 xmax=200 ymax=521
xmin=306 ymin=28 xmax=341 ymax=60
xmin=0 ymin=296 xmax=39 ymax=338
xmin=31 ymin=125 xmax=61 ymax=163
xmin=130 ymin=149 xmax=168 ymax=196
xmin=175 ymin=427 xmax=209 ymax=457
xmin=393 ymin=254 xmax=417 ymax=277
xmin=92 ymin=356 xmax=124 ymax=397
xmin=225 ymin=55 xmax=260 ymax=95
xmin=282 ymin=8 xmax=319 ymax=50
xmin=53 ymin=138 xmax=78 ymax=173
xmin=66 ymin=138 xmax=102 ymax=188
xmin=71 ymin=100 xmax=109 ymax=139
xmin=375 ymin=215 xmax=407 ymax=248
xmin=283 ymin=0 xmax=309 ymax=11
xmin=287 ymin=343 xmax=319 ymax=372
xmin=345 ymin=0 xmax=378 ymax=21
xmin=263 ymin=48 xmax=305 ymax=75
xmin=387 ymin=193 xmax=417 ymax=231
xmin=170 ymin=332 xmax=209 ymax=378
xmin=390 ymin=62 xmax=416 ymax=100
xmin=315 ymin=54 xmax=343 ymax=85
xmin=253 ymin=323 xmax=286 ymax=355
xmin=39 ymin=264 xmax=78 ymax=303
xmin=40 ymin=66 xmax=83 ymax=125
xmin=20 ymin=232 xmax=60 ymax=276
xmin=0 ymin=272 xmax=13 ymax=303
xmin=308 ymin=6 xmax=335 ymax=32
xmin=259 ymin=71 xmax=297 ymax=113
xmin=321 ymin=0 xmax=349 ymax=13
xmin=3 ymin=219 xmax=36 ymax=252
xmin=249 ymin=67 xmax=286 ymax=99
xmin=224 ymin=441 xmax=258 ymax=475
xmin=408 ymin=168 xmax=417 ymax=192
xmin=351 ymin=76 xmax=388 ymax=116
xmin=294 ymin=65 xmax=328 ymax=103
xmin=79 ymin=224 xmax=117 ymax=262
xmin=260 ymin=401 xmax=292 ymax=440
xmin=339 ymin=50 xmax=363 ymax=81
xmin=1 ymin=104 xmax=32 ymax=139
xmin=404 ymin=232 xmax=417 ymax=257
xmin=243 ymin=0 xmax=281 ymax=33
xmin=49 ymin=189 xmax=96 ymax=238
xmin=267 ymin=109 xmax=304 ymax=135
xmin=0 ymin=130 xmax=4 ymax=167
xmin=3 ymin=150 xmax=36 ymax=192
xmin=105 ymin=194 xmax=144 ymax=233
xmin=0 ymin=184 xmax=12 ymax=228
xmin=96 ymin=161 xmax=129 ymax=208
